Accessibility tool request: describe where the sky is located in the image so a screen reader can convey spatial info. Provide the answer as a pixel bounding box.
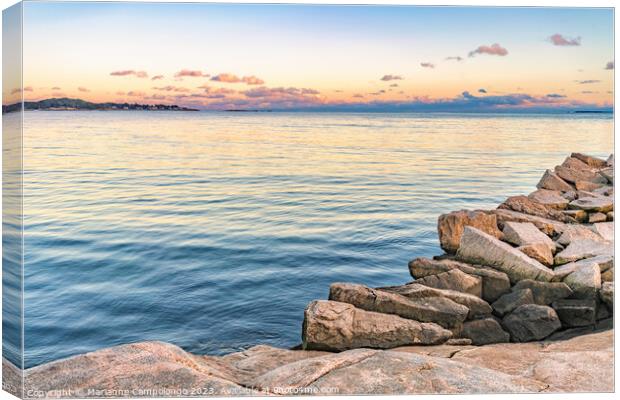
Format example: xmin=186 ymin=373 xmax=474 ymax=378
xmin=4 ymin=2 xmax=615 ymax=111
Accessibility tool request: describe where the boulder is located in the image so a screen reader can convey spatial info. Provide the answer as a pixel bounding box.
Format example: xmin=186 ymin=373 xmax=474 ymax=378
xmin=562 ymin=209 xmax=588 ymax=223
xmin=553 ymin=239 xmax=612 ymax=265
xmin=517 ymin=243 xmax=553 ymax=266
xmin=569 ymin=197 xmax=613 ymax=213
xmin=302 ymin=301 xmax=452 ymax=351
xmin=527 ymin=189 xmax=569 ymax=209
xmin=491 ymin=289 xmax=535 ymax=317
xmin=554 ymin=165 xmax=607 ymax=185
xmin=460 ymin=318 xmax=510 ymax=345
xmin=607 ymin=153 xmax=614 ymax=166
xmin=498 ymin=196 xmax=573 ymax=222
xmin=502 ymin=221 xmax=554 ymax=252
xmin=511 ymin=280 xmax=572 ymax=305
xmin=491 ymin=209 xmax=565 ymax=236
xmin=378 ymin=283 xmax=492 ymax=320
xmin=599 ymin=282 xmax=613 ymax=309
xmin=607 ymin=211 xmax=614 ymax=220
xmin=599 ymin=167 xmax=613 ymax=184
xmin=588 ymin=212 xmax=607 ymax=223
xmin=561 ymin=156 xmax=592 ymax=171
xmin=571 ymin=152 xmax=607 ymax=168
xmin=456 ymin=226 xmax=554 ymax=283
xmin=414 ymin=269 xmax=482 ymax=297
xmin=536 ymin=169 xmax=574 ymax=192
xmin=408 ymin=258 xmax=510 ymax=303
xmin=575 ymin=180 xmax=604 ymax=191
xmin=502 ymin=304 xmax=561 ymax=342
xmin=328 ymin=283 xmax=468 ymax=328
xmin=563 ymin=262 xmax=601 ymax=299
xmin=437 ymin=210 xmax=503 ymax=254
xmin=562 ymin=190 xmax=578 ymax=201
xmin=552 ymin=255 xmax=613 ymax=281
xmin=552 ymin=299 xmax=596 ymax=327
xmin=555 ymin=224 xmax=604 ymax=246
xmin=589 ymin=222 xmax=614 ymax=242
xmin=601 ymin=267 xmax=613 ymax=282
xmin=592 ymin=185 xmax=613 ymax=197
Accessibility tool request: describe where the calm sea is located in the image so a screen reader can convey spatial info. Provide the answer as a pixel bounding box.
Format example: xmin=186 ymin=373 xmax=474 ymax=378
xmin=8 ymin=111 xmax=614 ymax=367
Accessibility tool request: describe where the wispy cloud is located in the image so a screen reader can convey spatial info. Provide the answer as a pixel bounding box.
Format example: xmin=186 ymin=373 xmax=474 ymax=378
xmin=78 ymin=87 xmax=90 ymax=92
xmin=468 ymin=43 xmax=508 ymax=57
xmin=152 ymin=85 xmax=190 ymax=92
xmin=546 ymin=93 xmax=566 ymax=98
xmin=577 ymin=80 xmax=601 ymax=84
xmin=478 ymin=88 xmax=487 ymax=93
xmin=127 ymin=91 xmax=146 ymax=97
xmin=51 ymin=86 xmax=61 ymax=90
xmin=174 ymin=69 xmax=209 ymax=78
xmin=211 ymin=73 xmax=265 ymax=85
xmin=605 ymin=61 xmax=614 ymax=70
xmin=151 ymin=75 xmax=164 ymax=81
xmin=380 ymin=74 xmax=403 ymax=81
xmin=24 ymin=86 xmax=33 ymax=92
xmin=390 ymin=83 xmax=399 ymax=87
xmin=548 ymin=34 xmax=581 ymax=46
xmin=241 ymin=75 xmax=265 ymax=85
xmin=445 ymin=56 xmax=463 ymax=62
xmin=420 ymin=62 xmax=435 ymax=69
xmin=110 ymin=70 xmax=148 ymax=78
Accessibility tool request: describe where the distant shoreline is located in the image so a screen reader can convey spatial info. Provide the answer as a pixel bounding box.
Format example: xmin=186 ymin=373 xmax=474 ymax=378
xmin=2 ymin=97 xmax=198 ymax=114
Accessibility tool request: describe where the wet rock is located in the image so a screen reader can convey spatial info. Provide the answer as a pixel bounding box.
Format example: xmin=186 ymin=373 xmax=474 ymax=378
xmin=569 ymin=197 xmax=614 ymax=213
xmin=302 ymin=300 xmax=452 ymax=351
xmin=414 ymin=269 xmax=482 ymax=297
xmin=588 ymin=212 xmax=607 ymax=223
xmin=511 ymin=279 xmax=572 ymax=305
xmin=552 ymin=299 xmax=596 ymax=327
xmin=571 ymin=152 xmax=608 ymax=169
xmin=553 ymin=239 xmax=613 ymax=265
xmin=329 ymin=283 xmax=468 ymax=328
xmin=498 ymin=195 xmax=573 ymax=222
xmin=563 ymin=262 xmax=601 ymax=299
xmin=518 ymin=243 xmax=553 ymax=266
xmin=599 ymin=282 xmax=613 ymax=309
xmin=461 ymin=318 xmax=510 ymax=345
xmin=502 ymin=221 xmax=554 ymax=252
xmin=437 ymin=210 xmax=503 ymax=254
xmin=536 ymin=169 xmax=574 ymax=192
xmin=456 ymin=226 xmax=554 ymax=283
xmin=554 ymin=165 xmax=607 ymax=185
xmin=492 ymin=209 xmax=565 ymax=236
xmin=589 ymin=222 xmax=614 ymax=241
xmin=408 ymin=257 xmax=511 ymax=303
xmin=378 ymin=283 xmax=492 ymax=320
xmin=561 ymin=209 xmax=587 ymax=222
xmin=502 ymin=304 xmax=561 ymax=342
xmin=527 ymin=189 xmax=569 ymax=209
xmin=491 ymin=289 xmax=535 ymax=316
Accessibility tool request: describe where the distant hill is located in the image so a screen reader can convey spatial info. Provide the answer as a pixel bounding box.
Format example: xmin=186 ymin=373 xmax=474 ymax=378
xmin=2 ymin=98 xmax=198 ymax=113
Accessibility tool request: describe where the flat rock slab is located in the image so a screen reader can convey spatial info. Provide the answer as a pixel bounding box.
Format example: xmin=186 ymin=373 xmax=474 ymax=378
xmin=556 ymin=224 xmax=605 ymax=246
xmin=329 ymin=283 xmax=468 ymax=328
xmin=552 ymin=255 xmax=613 ymax=281
xmin=554 ymin=165 xmax=607 ymax=185
xmin=537 ymin=169 xmax=574 ymax=193
xmin=569 ymin=197 xmax=614 ymax=213
xmin=378 ymin=283 xmax=492 ymax=320
xmin=511 ymin=280 xmax=573 ymax=305
xmin=552 ymin=299 xmax=596 ymax=328
xmin=492 ymin=289 xmax=535 ymax=316
xmin=456 ymin=226 xmax=554 ymax=283
xmin=528 ymin=189 xmax=569 ymax=209
xmin=588 ymin=212 xmax=608 ymax=223
xmin=503 ymin=304 xmax=561 ymax=342
xmin=461 ymin=318 xmax=510 ymax=345
xmin=502 ymin=221 xmax=554 ymax=251
xmin=498 ymin=196 xmax=572 ymax=222
xmin=414 ymin=268 xmax=482 ymax=297
xmin=492 ymin=209 xmax=565 ymax=236
xmin=590 ymin=222 xmax=614 ymax=241
xmin=553 ymin=239 xmax=612 ymax=265
xmin=571 ymin=152 xmax=608 ymax=168
xmin=437 ymin=210 xmax=503 ymax=254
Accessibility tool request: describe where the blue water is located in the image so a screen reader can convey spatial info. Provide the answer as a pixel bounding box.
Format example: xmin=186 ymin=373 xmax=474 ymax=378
xmin=10 ymin=111 xmax=614 ymax=367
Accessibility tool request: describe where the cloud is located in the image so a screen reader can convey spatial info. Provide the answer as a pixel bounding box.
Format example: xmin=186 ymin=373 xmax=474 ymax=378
xmin=78 ymin=87 xmax=90 ymax=92
xmin=151 ymin=75 xmax=164 ymax=81
xmin=478 ymin=88 xmax=487 ymax=93
xmin=24 ymin=86 xmax=33 ymax=92
xmin=115 ymin=91 xmax=126 ymax=96
xmin=581 ymin=91 xmax=596 ymax=94
xmin=380 ymin=74 xmax=403 ymax=81
xmin=110 ymin=70 xmax=148 ymax=78
xmin=370 ymin=90 xmax=386 ymax=96
xmin=605 ymin=61 xmax=614 ymax=70
xmin=242 ymin=75 xmax=265 ymax=85
xmin=127 ymin=91 xmax=146 ymax=97
xmin=199 ymin=85 xmax=236 ymax=96
xmin=145 ymin=94 xmax=167 ymax=101
xmin=174 ymin=69 xmax=209 ymax=78
xmin=353 ymin=94 xmax=364 ymax=98
xmin=211 ymin=73 xmax=265 ymax=85
xmin=548 ymin=34 xmax=581 ymax=46
xmin=420 ymin=62 xmax=435 ymax=69
xmin=468 ymin=43 xmax=508 ymax=57
xmin=577 ymin=80 xmax=601 ymax=84
xmin=152 ymin=85 xmax=190 ymax=92
xmin=390 ymin=83 xmax=399 ymax=87
xmin=445 ymin=56 xmax=463 ymax=62
xmin=51 ymin=86 xmax=61 ymax=90
xmin=546 ymin=93 xmax=566 ymax=98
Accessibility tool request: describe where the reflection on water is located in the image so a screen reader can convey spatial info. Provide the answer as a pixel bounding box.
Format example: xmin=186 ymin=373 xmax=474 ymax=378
xmin=21 ymin=111 xmax=612 ymax=367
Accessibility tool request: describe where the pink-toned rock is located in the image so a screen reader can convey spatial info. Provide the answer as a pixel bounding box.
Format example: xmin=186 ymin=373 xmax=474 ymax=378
xmin=536 ymin=169 xmax=574 ymax=192
xmin=518 ymin=243 xmax=553 ymax=267
xmin=527 ymin=189 xmax=569 ymax=209
xmin=437 ymin=210 xmax=503 ymax=254
xmin=498 ymin=196 xmax=574 ymax=222
xmin=571 ymin=152 xmax=608 ymax=168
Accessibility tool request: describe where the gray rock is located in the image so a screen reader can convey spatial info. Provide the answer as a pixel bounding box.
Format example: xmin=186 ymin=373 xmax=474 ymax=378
xmin=599 ymin=282 xmax=613 ymax=309
xmin=491 ymin=208 xmax=565 ymax=236
xmin=502 ymin=221 xmax=554 ymax=251
xmin=461 ymin=318 xmax=510 ymax=345
xmin=302 ymin=300 xmax=452 ymax=351
xmin=491 ymin=289 xmax=535 ymax=316
xmin=437 ymin=210 xmax=503 ymax=254
xmin=502 ymin=304 xmax=561 ymax=342
xmin=414 ymin=269 xmax=482 ymax=297
xmin=600 ymin=167 xmax=613 ymax=184
xmin=408 ymin=257 xmax=510 ymax=303
xmin=554 ymin=239 xmax=613 ymax=265
xmin=552 ymin=299 xmax=596 ymax=327
xmin=569 ymin=197 xmax=614 ymax=213
xmin=378 ymin=283 xmax=492 ymax=320
xmin=517 ymin=243 xmax=553 ymax=266
xmin=537 ymin=169 xmax=574 ymax=192
xmin=329 ymin=283 xmax=468 ymax=328
xmin=511 ymin=279 xmax=572 ymax=305
xmin=527 ymin=189 xmax=569 ymax=209
xmin=589 ymin=222 xmax=614 ymax=242
xmin=556 ymin=224 xmax=605 ymax=246
xmin=456 ymin=226 xmax=554 ymax=283
xmin=552 ymin=255 xmax=613 ymax=281
xmin=607 ymin=153 xmax=614 ymax=166
xmin=571 ymin=152 xmax=608 ymax=168
xmin=563 ymin=262 xmax=601 ymax=299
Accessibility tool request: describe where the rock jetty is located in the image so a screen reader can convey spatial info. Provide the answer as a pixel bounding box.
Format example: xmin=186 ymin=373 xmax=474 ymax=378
xmin=302 ymin=152 xmax=614 ymax=349
xmin=2 ymin=153 xmax=614 ymax=397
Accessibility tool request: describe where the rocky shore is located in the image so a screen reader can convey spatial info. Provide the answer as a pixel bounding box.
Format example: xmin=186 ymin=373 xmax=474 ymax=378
xmin=3 ymin=152 xmax=614 ymax=397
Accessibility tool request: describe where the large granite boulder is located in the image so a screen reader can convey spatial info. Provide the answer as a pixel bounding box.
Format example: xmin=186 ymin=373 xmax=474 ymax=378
xmin=437 ymin=210 xmax=503 ymax=254
xmin=491 ymin=289 xmax=535 ymax=317
xmin=302 ymin=300 xmax=452 ymax=351
xmin=456 ymin=226 xmax=554 ymax=283
xmin=553 ymin=239 xmax=613 ymax=265
xmin=556 ymin=224 xmax=605 ymax=246
xmin=527 ymin=189 xmax=569 ymax=209
xmin=328 ymin=283 xmax=468 ymax=328
xmin=551 ymin=299 xmax=596 ymax=328
xmin=408 ymin=258 xmax=510 ymax=303
xmin=589 ymin=222 xmax=614 ymax=242
xmin=460 ymin=318 xmax=510 ymax=345
xmin=562 ymin=262 xmax=601 ymax=299
xmin=502 ymin=304 xmax=561 ymax=342
xmin=536 ymin=169 xmax=574 ymax=192
xmin=502 ymin=221 xmax=554 ymax=251
xmin=569 ymin=197 xmax=614 ymax=213
xmin=378 ymin=283 xmax=492 ymax=320
xmin=599 ymin=167 xmax=613 ymax=184
xmin=491 ymin=209 xmax=565 ymax=236
xmin=498 ymin=196 xmax=573 ymax=222
xmin=571 ymin=152 xmax=608 ymax=169
xmin=554 ymin=165 xmax=607 ymax=185
xmin=599 ymin=282 xmax=613 ymax=309
xmin=561 ymin=156 xmax=593 ymax=171
xmin=511 ymin=280 xmax=573 ymax=305
xmin=518 ymin=243 xmax=553 ymax=266
xmin=552 ymin=255 xmax=613 ymax=281
xmin=414 ymin=269 xmax=482 ymax=297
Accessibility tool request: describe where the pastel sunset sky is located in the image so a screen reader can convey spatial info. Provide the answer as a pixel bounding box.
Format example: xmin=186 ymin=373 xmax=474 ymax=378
xmin=8 ymin=3 xmax=615 ymax=111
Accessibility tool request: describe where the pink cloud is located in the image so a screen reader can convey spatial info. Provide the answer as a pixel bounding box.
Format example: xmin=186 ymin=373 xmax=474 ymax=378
xmin=211 ymin=73 xmax=241 ymax=83
xmin=445 ymin=56 xmax=463 ymax=62
xmin=468 ymin=43 xmax=508 ymax=57
xmin=127 ymin=91 xmax=145 ymax=97
xmin=174 ymin=70 xmax=209 ymax=78
xmin=115 ymin=91 xmax=126 ymax=96
xmin=605 ymin=61 xmax=614 ymax=70
xmin=78 ymin=87 xmax=90 ymax=92
xmin=110 ymin=70 xmax=148 ymax=78
xmin=549 ymin=34 xmax=581 ymax=46
xmin=151 ymin=75 xmax=164 ymax=81
xmin=380 ymin=74 xmax=403 ymax=81
xmin=152 ymin=85 xmax=190 ymax=92
xmin=51 ymin=86 xmax=61 ymax=90
xmin=420 ymin=62 xmax=435 ymax=69
xmin=242 ymin=76 xmax=264 ymax=85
